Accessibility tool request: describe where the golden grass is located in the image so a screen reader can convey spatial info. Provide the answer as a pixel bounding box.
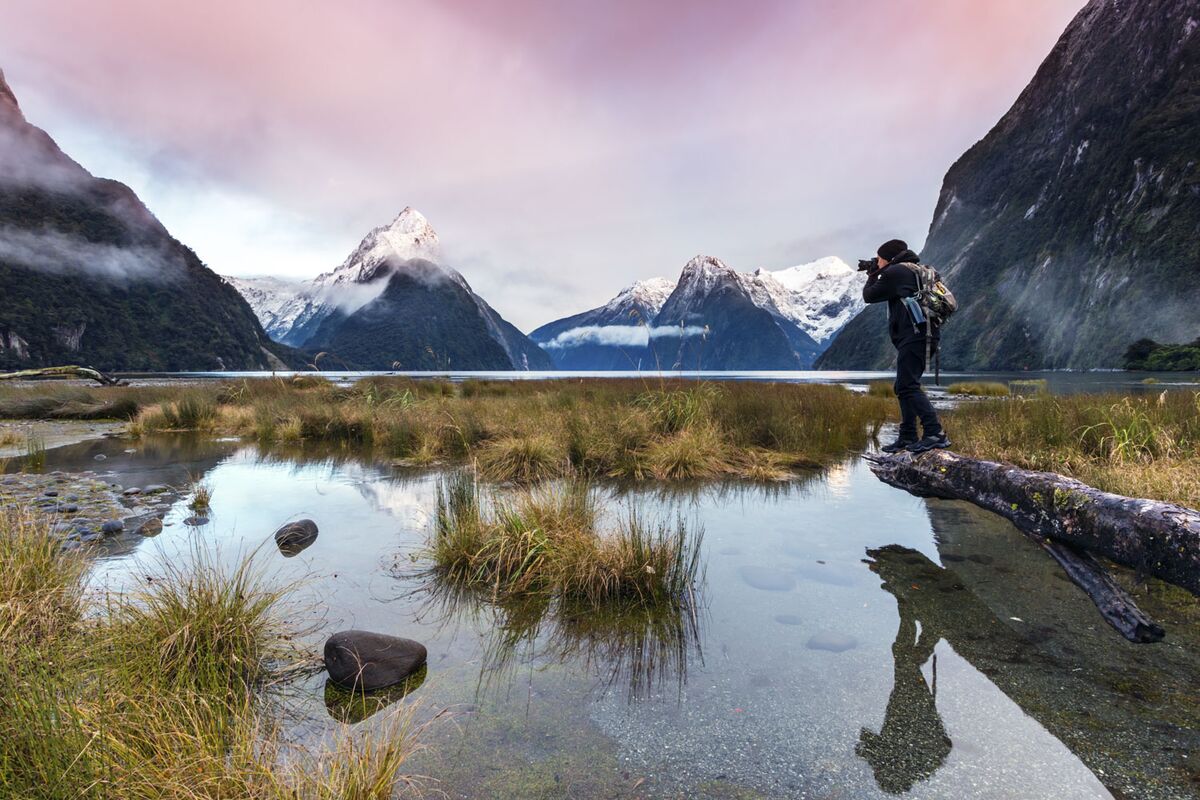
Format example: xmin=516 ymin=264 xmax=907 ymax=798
xmin=867 ymin=380 xmax=894 ymax=397
xmin=3 ymin=377 xmax=891 ymax=483
xmin=947 ymin=381 xmax=1010 ymax=397
xmin=947 ymin=392 xmax=1200 ymax=506
xmin=429 ymin=473 xmax=702 ymax=610
xmin=0 ymin=509 xmax=428 ymax=799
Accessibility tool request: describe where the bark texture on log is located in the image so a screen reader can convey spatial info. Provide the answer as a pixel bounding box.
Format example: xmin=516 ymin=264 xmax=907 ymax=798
xmin=867 ymin=449 xmax=1200 ymax=597
xmin=0 ymin=366 xmax=125 ymax=386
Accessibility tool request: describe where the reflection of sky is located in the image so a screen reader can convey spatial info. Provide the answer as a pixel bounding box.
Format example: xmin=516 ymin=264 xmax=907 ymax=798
xmin=83 ymin=448 xmax=1121 ymax=797
xmin=2 ymin=0 xmax=1086 ymax=330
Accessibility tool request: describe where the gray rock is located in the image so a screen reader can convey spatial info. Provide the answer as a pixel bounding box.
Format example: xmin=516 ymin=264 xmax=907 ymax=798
xmin=183 ymin=516 xmax=209 ymax=527
xmin=93 ymin=454 xmax=106 ymax=461
xmin=274 ymin=519 xmax=318 ymax=557
xmin=324 ymin=630 xmax=427 ymax=692
xmin=100 ymin=520 xmax=124 ymax=535
xmin=43 ymin=489 xmax=59 ymax=497
xmin=136 ymin=518 xmax=163 ymax=537
xmin=806 ymin=631 xmax=858 ymax=653
xmin=738 ymin=565 xmax=797 ymax=592
xmin=122 ymin=487 xmax=142 ymax=496
xmin=60 ymin=504 xmax=79 ymax=514
xmin=144 ymin=484 xmax=170 ymax=495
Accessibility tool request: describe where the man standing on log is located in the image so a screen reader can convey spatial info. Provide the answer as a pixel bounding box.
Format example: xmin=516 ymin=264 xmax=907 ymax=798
xmin=863 ymin=239 xmax=950 ymax=454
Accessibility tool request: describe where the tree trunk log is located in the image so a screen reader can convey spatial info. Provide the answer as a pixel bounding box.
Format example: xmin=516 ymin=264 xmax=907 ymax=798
xmin=0 ymin=366 xmax=125 ymax=386
xmin=866 ymin=450 xmax=1200 ymax=596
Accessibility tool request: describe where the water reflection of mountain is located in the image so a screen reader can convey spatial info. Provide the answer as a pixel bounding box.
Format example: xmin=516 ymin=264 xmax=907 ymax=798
xmin=866 ymin=498 xmax=1200 ymax=800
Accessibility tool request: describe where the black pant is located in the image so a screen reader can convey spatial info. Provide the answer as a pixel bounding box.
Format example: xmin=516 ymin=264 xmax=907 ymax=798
xmin=894 ymin=339 xmax=942 ymax=440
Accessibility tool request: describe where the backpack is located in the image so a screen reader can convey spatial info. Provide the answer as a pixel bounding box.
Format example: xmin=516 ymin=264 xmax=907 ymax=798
xmin=902 ymin=263 xmax=957 ymax=327
xmin=901 ymin=262 xmax=957 ymax=384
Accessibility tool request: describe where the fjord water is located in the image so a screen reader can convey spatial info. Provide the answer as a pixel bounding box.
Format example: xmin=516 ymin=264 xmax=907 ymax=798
xmin=48 ymin=436 xmax=1199 ymax=799
xmin=146 ymin=369 xmax=1200 ymax=396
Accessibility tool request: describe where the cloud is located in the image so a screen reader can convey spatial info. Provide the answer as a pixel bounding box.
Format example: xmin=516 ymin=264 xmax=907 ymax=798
xmin=0 ymin=225 xmax=174 ymax=280
xmin=0 ymin=0 xmax=1088 ymax=330
xmin=543 ymin=324 xmax=707 ymax=349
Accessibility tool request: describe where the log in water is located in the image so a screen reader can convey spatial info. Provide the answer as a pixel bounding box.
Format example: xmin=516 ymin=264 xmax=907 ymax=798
xmin=866 ymin=449 xmax=1199 ymax=642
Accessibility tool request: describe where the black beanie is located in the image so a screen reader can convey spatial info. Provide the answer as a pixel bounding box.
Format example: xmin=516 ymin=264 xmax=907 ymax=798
xmin=877 ymin=239 xmax=908 ymax=262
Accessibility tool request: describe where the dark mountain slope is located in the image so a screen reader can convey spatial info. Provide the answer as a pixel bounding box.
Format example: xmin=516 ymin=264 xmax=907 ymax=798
xmin=819 ymin=0 xmax=1200 ymax=370
xmin=0 ymin=69 xmax=288 ymax=371
xmin=307 ymin=260 xmax=552 ymax=370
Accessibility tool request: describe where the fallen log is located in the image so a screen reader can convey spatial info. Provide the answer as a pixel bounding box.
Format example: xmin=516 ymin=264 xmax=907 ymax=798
xmin=866 ymin=449 xmax=1198 ymax=642
xmin=0 ymin=365 xmax=126 ymax=386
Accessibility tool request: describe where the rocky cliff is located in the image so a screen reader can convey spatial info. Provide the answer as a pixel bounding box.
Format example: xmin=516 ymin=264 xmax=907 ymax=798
xmin=819 ymin=0 xmax=1200 ymax=370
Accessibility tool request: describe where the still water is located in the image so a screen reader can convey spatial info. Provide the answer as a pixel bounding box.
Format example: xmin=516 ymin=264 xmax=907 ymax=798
xmin=127 ymin=369 xmax=1200 ymax=396
xmin=43 ymin=436 xmax=1200 ymax=799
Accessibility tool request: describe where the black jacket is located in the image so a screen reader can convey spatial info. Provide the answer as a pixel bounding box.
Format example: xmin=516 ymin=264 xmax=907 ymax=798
xmin=862 ymin=250 xmax=939 ymax=348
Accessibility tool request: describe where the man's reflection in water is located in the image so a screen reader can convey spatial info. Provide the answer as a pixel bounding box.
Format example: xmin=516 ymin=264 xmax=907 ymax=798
xmin=856 ymin=596 xmax=952 ymax=793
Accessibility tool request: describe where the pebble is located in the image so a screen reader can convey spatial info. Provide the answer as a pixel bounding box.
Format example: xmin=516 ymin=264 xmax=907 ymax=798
xmin=122 ymin=487 xmax=142 ymax=496
xmin=93 ymin=454 xmax=106 ymax=461
xmin=183 ymin=516 xmax=210 ymax=527
xmin=100 ymin=520 xmax=125 ymax=535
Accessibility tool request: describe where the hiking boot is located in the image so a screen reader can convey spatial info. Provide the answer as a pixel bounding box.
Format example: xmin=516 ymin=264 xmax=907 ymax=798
xmin=881 ymin=437 xmax=917 ymax=454
xmin=907 ymin=432 xmax=951 ymax=454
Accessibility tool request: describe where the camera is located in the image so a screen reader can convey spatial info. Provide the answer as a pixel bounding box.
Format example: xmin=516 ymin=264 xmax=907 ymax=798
xmin=857 ymin=258 xmax=877 ymax=272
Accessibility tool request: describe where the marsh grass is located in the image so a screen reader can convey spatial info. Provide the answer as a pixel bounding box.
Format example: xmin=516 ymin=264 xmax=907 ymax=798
xmin=62 ymin=377 xmax=890 ymax=483
xmin=430 ymin=472 xmax=702 ymax=611
xmin=948 ymin=392 xmax=1200 ymax=506
xmin=0 ymin=511 xmax=428 ymax=799
xmin=867 ymin=380 xmax=894 ymax=397
xmin=188 ymin=477 xmax=215 ymax=513
xmin=947 ymin=381 xmax=1010 ymax=397
xmin=24 ymin=430 xmax=46 ymax=471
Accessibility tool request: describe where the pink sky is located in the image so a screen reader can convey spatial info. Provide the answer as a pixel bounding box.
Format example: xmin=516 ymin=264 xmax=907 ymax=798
xmin=1 ymin=0 xmax=1087 ymax=329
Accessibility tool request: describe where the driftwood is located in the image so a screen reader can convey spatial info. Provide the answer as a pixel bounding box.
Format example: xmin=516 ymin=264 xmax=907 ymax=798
xmin=0 ymin=365 xmax=126 ymax=386
xmin=866 ymin=449 xmax=1198 ymax=642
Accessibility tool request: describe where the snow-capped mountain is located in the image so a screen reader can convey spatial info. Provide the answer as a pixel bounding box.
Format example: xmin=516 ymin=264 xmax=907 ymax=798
xmin=531 ymin=255 xmax=859 ymax=370
xmin=225 ymin=208 xmax=550 ymax=370
xmin=742 ymin=256 xmax=862 ymax=344
xmin=528 ymin=277 xmax=675 ymax=369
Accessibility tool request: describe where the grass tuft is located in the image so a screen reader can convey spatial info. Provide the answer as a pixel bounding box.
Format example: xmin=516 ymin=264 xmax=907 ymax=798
xmin=947 ymin=381 xmax=1010 ymax=397
xmin=430 ymin=473 xmax=702 ymax=611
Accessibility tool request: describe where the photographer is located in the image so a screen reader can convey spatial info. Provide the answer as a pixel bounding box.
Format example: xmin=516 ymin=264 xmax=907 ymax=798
xmin=862 ymin=239 xmax=950 ymax=454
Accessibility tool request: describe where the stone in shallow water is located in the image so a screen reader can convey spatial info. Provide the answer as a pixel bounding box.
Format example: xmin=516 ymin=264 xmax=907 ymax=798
xmin=137 ymin=518 xmax=163 ymax=537
xmin=774 ymin=614 xmax=803 ymax=626
xmin=274 ymin=519 xmax=319 ymax=557
xmin=738 ymin=565 xmax=797 ymax=592
xmin=806 ymin=631 xmax=858 ymax=653
xmin=183 ymin=516 xmax=209 ymax=527
xmin=324 ymin=630 xmax=428 ymax=692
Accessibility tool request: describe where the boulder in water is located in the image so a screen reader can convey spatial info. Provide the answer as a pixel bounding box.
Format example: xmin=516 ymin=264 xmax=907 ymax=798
xmin=324 ymin=630 xmax=427 ymax=692
xmin=274 ymin=519 xmax=318 ymax=557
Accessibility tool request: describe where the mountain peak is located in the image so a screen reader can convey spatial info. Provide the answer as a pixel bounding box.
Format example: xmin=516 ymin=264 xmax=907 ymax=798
xmin=315 ymin=206 xmax=441 ymax=288
xmin=0 ymin=69 xmax=19 ymax=118
xmin=681 ymin=254 xmax=732 ymax=275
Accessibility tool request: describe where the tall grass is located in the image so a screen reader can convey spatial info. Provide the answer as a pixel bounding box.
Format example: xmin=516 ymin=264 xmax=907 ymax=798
xmin=117 ymin=378 xmax=890 ymax=483
xmin=430 ymin=472 xmax=703 ymax=610
xmin=0 ymin=510 xmax=427 ymax=799
xmin=948 ymin=392 xmax=1200 ymax=506
xmin=947 ymin=381 xmax=1010 ymax=397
